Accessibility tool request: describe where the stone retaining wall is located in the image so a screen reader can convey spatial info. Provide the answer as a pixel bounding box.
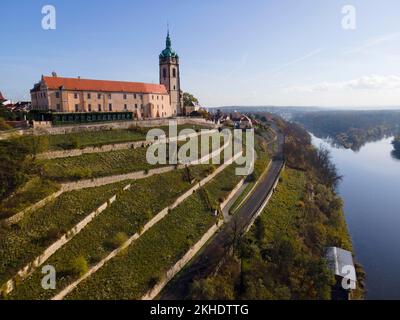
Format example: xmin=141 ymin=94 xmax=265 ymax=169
xmin=3 ymin=134 xmax=229 ymax=226
xmin=4 ymin=190 xmax=63 ymax=226
xmin=0 ymin=118 xmax=216 ymax=140
xmin=52 ymin=152 xmax=242 ymax=300
xmin=61 ymin=166 xmax=178 ymax=192
xmin=2 ymin=145 xmax=236 ymax=297
xmin=2 ymin=192 xmax=120 ymax=295
xmin=140 ymin=176 xmax=247 ymax=300
xmin=37 ymin=129 xmax=218 ymax=160
xmin=220 ymin=178 xmax=245 ymax=210
xmin=141 ymin=220 xmax=224 ymax=300
xmin=41 ymin=118 xmax=215 ymax=136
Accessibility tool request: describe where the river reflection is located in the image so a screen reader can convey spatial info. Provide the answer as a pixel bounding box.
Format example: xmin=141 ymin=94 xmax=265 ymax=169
xmin=311 ymin=135 xmax=400 ymax=300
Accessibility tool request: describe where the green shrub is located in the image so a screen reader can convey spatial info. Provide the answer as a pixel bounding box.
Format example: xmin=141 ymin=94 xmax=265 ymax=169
xmin=67 ymin=256 xmax=89 ymax=277
xmin=105 ymin=232 xmax=129 ymax=250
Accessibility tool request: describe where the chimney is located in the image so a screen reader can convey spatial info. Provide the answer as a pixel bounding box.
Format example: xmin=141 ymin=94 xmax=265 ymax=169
xmin=52 ymin=71 xmax=57 ymax=77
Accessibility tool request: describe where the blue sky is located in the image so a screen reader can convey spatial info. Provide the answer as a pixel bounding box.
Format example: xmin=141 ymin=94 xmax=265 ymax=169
xmin=1 ymin=0 xmax=400 ymax=107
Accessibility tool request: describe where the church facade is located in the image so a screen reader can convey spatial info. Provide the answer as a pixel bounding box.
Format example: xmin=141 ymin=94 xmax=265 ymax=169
xmin=30 ymin=32 xmax=183 ymax=119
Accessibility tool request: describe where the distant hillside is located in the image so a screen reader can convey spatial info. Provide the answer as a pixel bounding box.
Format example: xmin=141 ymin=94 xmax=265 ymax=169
xmin=293 ymin=110 xmax=400 ymax=150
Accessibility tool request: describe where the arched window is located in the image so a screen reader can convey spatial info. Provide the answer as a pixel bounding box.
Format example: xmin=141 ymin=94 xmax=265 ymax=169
xmin=172 ymin=68 xmax=176 ymax=78
xmin=163 ymin=68 xmax=167 ymax=78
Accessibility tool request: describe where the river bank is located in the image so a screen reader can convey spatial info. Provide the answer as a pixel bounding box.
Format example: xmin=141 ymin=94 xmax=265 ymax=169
xmin=311 ymin=135 xmax=400 ymax=299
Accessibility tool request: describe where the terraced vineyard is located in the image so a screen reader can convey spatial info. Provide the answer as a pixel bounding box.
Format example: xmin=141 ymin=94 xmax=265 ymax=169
xmin=0 ymin=181 xmax=127 ymax=284
xmin=65 ymin=164 xmax=242 ymax=300
xmin=0 ymin=178 xmax=60 ymax=220
xmin=7 ymin=166 xmax=213 ymax=300
xmin=16 ymin=124 xmax=210 ymax=152
xmin=39 ymin=131 xmax=225 ymax=181
xmin=0 ymin=123 xmax=263 ymax=300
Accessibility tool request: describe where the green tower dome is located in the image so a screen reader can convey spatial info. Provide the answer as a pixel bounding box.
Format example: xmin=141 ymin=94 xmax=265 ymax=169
xmin=160 ymin=31 xmax=179 ymax=59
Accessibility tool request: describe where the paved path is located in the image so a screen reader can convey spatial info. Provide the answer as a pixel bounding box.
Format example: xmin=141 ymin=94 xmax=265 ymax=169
xmin=221 ymin=180 xmax=250 ymax=222
xmin=159 ymin=126 xmax=284 ymax=300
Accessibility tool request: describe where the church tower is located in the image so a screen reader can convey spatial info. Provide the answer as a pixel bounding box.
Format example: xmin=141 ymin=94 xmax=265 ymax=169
xmin=159 ymin=30 xmax=182 ymax=116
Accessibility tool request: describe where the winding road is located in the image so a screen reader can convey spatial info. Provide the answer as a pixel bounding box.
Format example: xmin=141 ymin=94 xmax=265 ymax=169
xmin=159 ymin=124 xmax=285 ymax=300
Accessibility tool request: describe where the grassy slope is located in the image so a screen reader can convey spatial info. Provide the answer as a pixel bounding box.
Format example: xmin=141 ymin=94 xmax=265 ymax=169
xmin=40 ymin=147 xmax=156 ymax=181
xmin=2 ymin=126 xmax=238 ymax=299
xmin=16 ymin=124 xmax=210 ymax=152
xmin=0 ymin=177 xmax=60 ymax=219
xmin=241 ymin=168 xmax=356 ymax=299
xmin=0 ymin=182 xmax=127 ymax=285
xmin=256 ymin=169 xmax=306 ymax=244
xmin=67 ymin=193 xmax=216 ymax=300
xmin=39 ymin=131 xmax=223 ymax=182
xmin=64 ymin=164 xmax=241 ymax=300
xmin=8 ymin=166 xmax=212 ymax=300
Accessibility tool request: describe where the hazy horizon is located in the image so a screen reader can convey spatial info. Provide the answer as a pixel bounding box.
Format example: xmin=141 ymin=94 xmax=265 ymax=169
xmin=210 ymin=105 xmax=400 ymax=111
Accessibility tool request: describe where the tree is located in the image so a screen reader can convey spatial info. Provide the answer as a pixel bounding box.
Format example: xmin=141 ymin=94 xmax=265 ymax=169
xmin=183 ymin=92 xmax=199 ymax=107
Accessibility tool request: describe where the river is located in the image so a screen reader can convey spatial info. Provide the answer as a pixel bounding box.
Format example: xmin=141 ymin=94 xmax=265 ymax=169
xmin=311 ymin=135 xmax=400 ymax=299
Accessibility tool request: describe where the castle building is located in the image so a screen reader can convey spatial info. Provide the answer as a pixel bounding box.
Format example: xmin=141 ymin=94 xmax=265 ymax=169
xmin=30 ymin=31 xmax=183 ymax=119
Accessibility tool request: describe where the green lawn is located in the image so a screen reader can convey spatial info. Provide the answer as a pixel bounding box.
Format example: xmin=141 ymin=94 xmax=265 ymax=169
xmin=8 ymin=166 xmax=213 ymax=300
xmin=0 ymin=177 xmax=60 ymax=220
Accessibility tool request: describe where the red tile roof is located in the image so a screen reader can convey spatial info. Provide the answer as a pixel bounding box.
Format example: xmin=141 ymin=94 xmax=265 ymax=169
xmin=42 ymin=76 xmax=168 ymax=94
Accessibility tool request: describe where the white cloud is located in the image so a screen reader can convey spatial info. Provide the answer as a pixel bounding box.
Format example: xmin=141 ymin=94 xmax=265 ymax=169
xmin=286 ymin=75 xmax=400 ymax=93
xmin=347 ymin=75 xmax=400 ymax=90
